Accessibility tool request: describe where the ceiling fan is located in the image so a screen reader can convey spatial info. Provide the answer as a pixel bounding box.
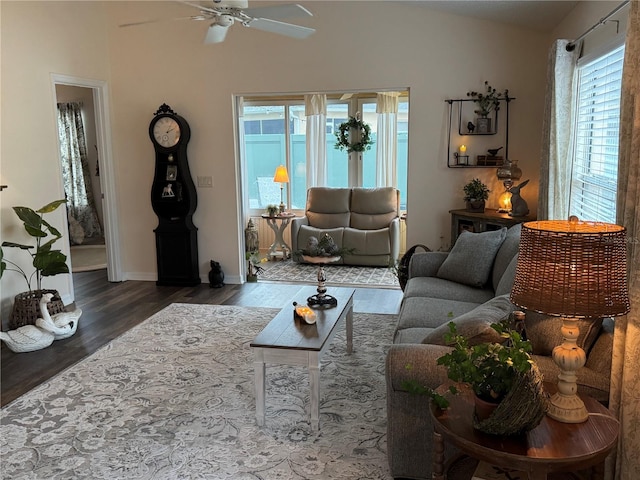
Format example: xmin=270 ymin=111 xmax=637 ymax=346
xmin=120 ymin=0 xmax=316 ymax=44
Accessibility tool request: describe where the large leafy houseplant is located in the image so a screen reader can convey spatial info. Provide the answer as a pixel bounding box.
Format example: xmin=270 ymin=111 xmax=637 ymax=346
xmin=0 ymin=199 xmax=69 ymax=291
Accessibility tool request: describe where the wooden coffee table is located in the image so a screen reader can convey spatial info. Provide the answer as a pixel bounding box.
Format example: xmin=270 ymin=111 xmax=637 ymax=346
xmin=250 ymin=286 xmax=355 ymax=430
xmin=430 ymin=383 xmax=619 ymax=480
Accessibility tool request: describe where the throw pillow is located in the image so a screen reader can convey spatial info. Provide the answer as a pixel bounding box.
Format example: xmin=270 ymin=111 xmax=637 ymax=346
xmin=437 ymin=228 xmax=507 ymax=287
xmin=524 ymin=311 xmax=604 ymax=356
xmin=422 ymin=294 xmax=515 ymax=346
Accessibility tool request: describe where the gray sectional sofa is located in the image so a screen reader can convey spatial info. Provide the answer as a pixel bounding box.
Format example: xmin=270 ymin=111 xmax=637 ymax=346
xmin=290 ymin=187 xmax=400 ymax=267
xmin=385 ymin=224 xmax=614 ymax=480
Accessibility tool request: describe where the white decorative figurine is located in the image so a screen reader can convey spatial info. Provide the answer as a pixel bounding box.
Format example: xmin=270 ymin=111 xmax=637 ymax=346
xmin=35 ymin=293 xmax=82 ymax=340
xmin=0 ymin=324 xmax=55 ymax=353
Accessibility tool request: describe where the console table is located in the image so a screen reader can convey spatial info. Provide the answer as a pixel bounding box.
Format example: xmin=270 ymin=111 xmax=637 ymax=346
xmin=450 ymin=208 xmax=535 ymax=246
xmin=430 ymin=384 xmax=619 ymax=480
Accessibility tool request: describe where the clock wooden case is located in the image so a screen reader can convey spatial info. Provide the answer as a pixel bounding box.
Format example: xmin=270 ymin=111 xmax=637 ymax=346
xmin=149 ymin=103 xmax=200 ymax=286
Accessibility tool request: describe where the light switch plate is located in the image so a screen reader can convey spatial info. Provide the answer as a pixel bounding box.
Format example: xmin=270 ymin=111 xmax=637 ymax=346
xmin=197 ymin=176 xmax=213 ymax=188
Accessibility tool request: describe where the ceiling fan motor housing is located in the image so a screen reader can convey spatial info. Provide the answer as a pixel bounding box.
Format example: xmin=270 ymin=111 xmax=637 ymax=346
xmin=214 ymin=14 xmax=234 ymax=27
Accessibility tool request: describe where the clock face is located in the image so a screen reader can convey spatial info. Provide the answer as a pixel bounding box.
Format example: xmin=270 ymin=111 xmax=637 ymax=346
xmin=152 ymin=116 xmax=180 ymax=148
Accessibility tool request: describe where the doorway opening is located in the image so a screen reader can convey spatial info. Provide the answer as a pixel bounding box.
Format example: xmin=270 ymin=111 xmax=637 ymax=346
xmin=51 ymin=74 xmax=122 ymax=286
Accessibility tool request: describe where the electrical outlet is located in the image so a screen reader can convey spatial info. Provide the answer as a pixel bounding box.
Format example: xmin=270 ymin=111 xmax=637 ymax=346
xmin=197 ymin=176 xmax=213 ymax=188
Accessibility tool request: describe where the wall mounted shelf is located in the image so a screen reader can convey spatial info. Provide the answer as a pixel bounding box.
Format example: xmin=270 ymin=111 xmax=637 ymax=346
xmin=445 ymin=97 xmax=514 ymax=168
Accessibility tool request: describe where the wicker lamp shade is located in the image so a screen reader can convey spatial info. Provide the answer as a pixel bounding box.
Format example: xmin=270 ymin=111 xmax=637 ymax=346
xmin=511 ymin=219 xmax=630 ymax=318
xmin=510 ymin=218 xmax=630 ymax=423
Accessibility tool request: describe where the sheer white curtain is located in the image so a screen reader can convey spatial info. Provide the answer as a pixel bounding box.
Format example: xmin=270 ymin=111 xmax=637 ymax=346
xmin=305 ymin=94 xmax=327 ymax=188
xmin=538 ymin=39 xmax=581 ymax=220
xmin=375 ymin=92 xmax=400 ymax=187
xmin=237 ymin=96 xmax=250 ymax=213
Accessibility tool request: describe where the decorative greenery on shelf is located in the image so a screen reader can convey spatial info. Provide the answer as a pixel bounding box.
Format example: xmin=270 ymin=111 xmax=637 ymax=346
xmin=467 ymin=81 xmax=509 ymax=117
xmin=402 ymin=319 xmax=536 ymax=408
xmin=463 ymin=178 xmax=490 ymax=201
xmin=334 ymin=116 xmax=372 ymax=153
xmin=0 ymin=199 xmax=69 ymax=292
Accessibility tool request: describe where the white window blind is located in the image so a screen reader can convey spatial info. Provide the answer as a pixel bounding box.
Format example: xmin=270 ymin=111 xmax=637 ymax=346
xmin=569 ymin=45 xmax=624 ymax=223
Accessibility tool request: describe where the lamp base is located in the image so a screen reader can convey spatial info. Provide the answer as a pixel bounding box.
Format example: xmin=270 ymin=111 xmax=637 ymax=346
xmin=547 ymin=392 xmax=589 ymax=423
xmin=547 ymin=317 xmax=589 ymax=423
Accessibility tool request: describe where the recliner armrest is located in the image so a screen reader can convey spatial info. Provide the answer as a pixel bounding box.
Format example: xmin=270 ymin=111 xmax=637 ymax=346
xmin=290 ymin=216 xmax=309 ymax=253
xmin=408 ymin=251 xmax=449 ymax=279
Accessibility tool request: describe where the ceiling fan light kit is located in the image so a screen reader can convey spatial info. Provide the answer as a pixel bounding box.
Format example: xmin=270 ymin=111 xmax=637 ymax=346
xmin=121 ymin=1 xmax=316 ymax=44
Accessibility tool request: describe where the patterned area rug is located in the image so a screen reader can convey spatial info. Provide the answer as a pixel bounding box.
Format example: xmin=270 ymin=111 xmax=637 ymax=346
xmin=260 ymin=259 xmax=400 ymax=289
xmin=1 ymin=304 xmax=396 ymax=479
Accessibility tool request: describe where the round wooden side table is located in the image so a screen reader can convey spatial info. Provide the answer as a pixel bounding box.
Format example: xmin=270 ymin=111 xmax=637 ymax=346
xmin=429 ymin=384 xmax=619 ymax=480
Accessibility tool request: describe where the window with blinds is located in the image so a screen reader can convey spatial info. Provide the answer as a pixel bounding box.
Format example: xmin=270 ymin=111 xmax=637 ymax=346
xmin=569 ymin=44 xmax=625 ymax=223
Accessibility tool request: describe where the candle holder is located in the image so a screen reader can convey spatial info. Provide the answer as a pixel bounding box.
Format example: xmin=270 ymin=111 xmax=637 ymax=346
xmin=302 ymin=255 xmax=340 ymax=308
xmin=454 ymin=152 xmax=469 ymax=166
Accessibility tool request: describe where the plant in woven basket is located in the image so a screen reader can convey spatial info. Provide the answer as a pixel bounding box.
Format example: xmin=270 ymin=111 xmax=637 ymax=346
xmin=0 ymin=199 xmax=69 ymax=291
xmin=437 ymin=319 xmax=533 ymax=403
xmin=403 ymin=317 xmax=548 ymax=434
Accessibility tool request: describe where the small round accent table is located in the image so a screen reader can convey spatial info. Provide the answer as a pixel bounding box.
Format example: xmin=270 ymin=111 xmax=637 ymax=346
xmin=261 ymin=213 xmax=296 ymax=260
xmin=430 ymin=383 xmax=619 ymax=480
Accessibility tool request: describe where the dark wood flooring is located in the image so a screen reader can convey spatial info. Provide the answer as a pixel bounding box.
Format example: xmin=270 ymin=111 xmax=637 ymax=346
xmin=1 ymin=270 xmax=403 ymax=407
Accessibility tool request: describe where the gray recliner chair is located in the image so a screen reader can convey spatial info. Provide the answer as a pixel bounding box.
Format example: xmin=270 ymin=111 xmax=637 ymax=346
xmin=291 ymin=187 xmax=400 ymax=267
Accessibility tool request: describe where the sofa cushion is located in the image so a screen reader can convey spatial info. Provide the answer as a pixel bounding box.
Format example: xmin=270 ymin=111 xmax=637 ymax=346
xmin=343 ymin=227 xmax=390 ymax=255
xmin=421 ymin=294 xmax=515 ymax=346
xmin=350 ymin=187 xmax=398 ymax=230
xmin=403 ymin=277 xmax=495 ymax=304
xmin=397 ymin=296 xmax=481 ymax=330
xmin=494 ymin=254 xmax=519 ymax=297
xmin=437 ymin=228 xmax=507 ymax=287
xmin=305 ymin=187 xmax=351 ymax=228
xmin=523 ymin=311 xmax=604 ymax=356
xmin=492 ymin=223 xmax=523 ymax=291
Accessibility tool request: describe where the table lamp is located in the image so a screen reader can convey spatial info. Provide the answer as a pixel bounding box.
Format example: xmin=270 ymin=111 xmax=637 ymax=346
xmin=273 ymin=165 xmax=290 ymax=214
xmin=510 ymin=218 xmax=629 ymax=423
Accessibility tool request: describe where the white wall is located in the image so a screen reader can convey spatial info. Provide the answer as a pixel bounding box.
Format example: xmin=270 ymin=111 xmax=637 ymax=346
xmin=1 ymin=1 xmax=111 ymax=324
xmin=2 ymin=0 xmax=566 ymax=322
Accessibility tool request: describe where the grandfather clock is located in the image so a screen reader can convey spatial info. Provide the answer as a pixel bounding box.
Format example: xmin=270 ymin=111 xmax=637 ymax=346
xmin=149 ymin=103 xmax=200 ymax=286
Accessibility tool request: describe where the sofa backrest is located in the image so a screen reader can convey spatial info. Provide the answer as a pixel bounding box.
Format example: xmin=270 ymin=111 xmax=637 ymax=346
xmin=305 ymin=187 xmax=351 ymax=228
xmin=350 ymin=187 xmax=399 ymax=230
xmin=492 ymin=223 xmax=522 ymax=292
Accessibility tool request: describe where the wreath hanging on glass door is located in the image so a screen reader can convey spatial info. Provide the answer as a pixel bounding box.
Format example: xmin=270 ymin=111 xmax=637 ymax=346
xmin=334 ymin=115 xmax=372 ymax=153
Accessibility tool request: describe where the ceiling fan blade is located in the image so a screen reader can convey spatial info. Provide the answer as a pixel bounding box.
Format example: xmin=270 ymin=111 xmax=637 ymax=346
xmin=247 ymin=18 xmax=315 ymax=39
xmin=204 ymin=24 xmax=231 ymax=43
xmin=243 ymin=4 xmax=312 ymax=20
xmin=119 ymin=15 xmax=196 ymax=28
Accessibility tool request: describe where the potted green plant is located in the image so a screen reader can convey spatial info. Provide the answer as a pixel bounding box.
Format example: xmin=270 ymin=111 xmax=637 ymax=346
xmin=0 ymin=199 xmax=69 ymax=328
xmin=404 ymin=319 xmax=548 ymax=435
xmin=463 ymin=178 xmax=490 ymax=212
xmin=266 ymin=204 xmax=279 ymax=217
xmin=467 ymin=81 xmax=509 ymax=133
xmin=245 ymin=251 xmax=265 ymax=282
